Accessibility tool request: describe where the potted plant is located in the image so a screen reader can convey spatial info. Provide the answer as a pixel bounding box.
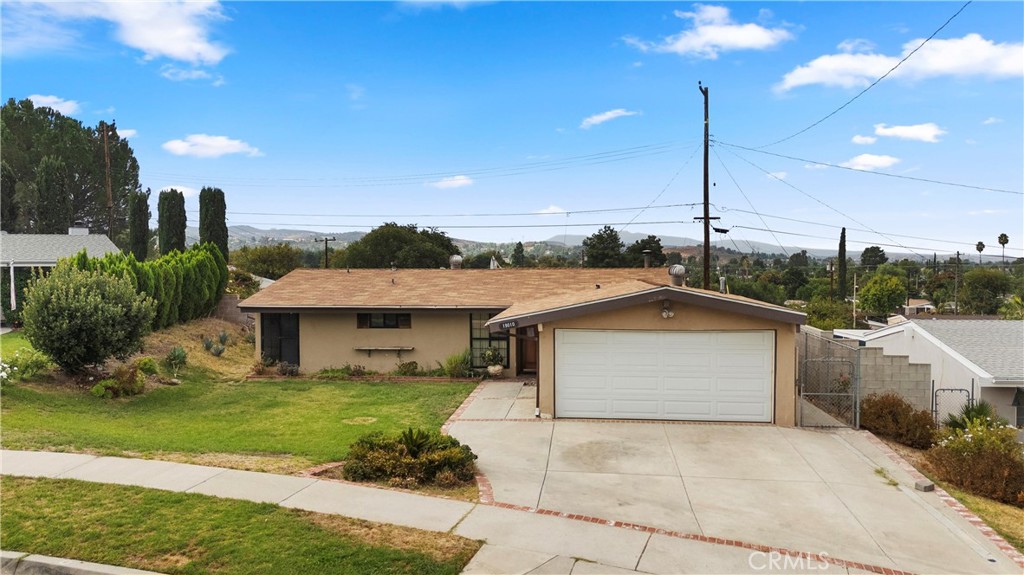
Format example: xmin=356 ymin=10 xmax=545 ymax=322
xmin=481 ymin=346 xmax=504 ymax=377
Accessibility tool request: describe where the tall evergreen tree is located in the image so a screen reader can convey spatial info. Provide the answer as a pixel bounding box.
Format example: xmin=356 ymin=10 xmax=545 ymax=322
xmin=837 ymin=227 xmax=848 ymax=299
xmin=158 ymin=189 xmax=186 ymax=254
xmin=1 ymin=161 xmax=16 ymax=231
xmin=128 ymin=189 xmax=152 ymax=261
xmin=199 ymin=186 xmax=229 ymax=261
xmin=581 ymin=226 xmax=624 ymax=267
xmin=511 ymin=242 xmax=526 ymax=267
xmin=35 ymin=155 xmax=71 ymax=233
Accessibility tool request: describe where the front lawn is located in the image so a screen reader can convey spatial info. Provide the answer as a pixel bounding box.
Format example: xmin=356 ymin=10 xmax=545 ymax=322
xmin=0 ymin=331 xmax=34 ymax=359
xmin=1 ymin=476 xmax=479 ymax=575
xmin=1 ymin=370 xmax=476 ymax=469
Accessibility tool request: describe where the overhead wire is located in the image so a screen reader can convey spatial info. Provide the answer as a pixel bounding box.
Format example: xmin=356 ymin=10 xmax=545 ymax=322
xmin=618 ymin=145 xmax=702 ymax=233
xmin=712 ymin=146 xmax=789 ymax=256
xmin=183 ymin=202 xmax=703 ymax=219
xmin=209 ymin=220 xmax=699 ymax=230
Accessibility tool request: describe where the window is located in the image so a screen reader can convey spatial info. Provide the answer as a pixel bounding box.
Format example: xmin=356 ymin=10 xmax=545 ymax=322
xmin=357 ymin=313 xmax=411 ymax=329
xmin=261 ymin=313 xmax=299 ymax=365
xmin=470 ymin=313 xmax=508 ymax=368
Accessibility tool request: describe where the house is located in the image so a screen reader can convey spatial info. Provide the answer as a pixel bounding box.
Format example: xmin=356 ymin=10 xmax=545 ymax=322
xmin=238 ymin=265 xmax=806 ymax=425
xmin=902 ymin=299 xmax=935 ymax=316
xmin=836 ymin=319 xmax=1024 ymax=428
xmin=1 ymin=228 xmax=120 ymax=312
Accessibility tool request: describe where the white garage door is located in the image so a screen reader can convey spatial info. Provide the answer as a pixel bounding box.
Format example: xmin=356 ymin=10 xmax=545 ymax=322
xmin=554 ymin=329 xmax=774 ymax=422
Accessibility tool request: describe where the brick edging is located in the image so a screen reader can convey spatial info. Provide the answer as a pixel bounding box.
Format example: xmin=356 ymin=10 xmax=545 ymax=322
xmin=859 ymin=430 xmax=1024 ymax=569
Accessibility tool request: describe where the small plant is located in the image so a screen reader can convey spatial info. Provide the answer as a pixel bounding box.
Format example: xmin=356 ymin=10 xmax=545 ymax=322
xmin=165 ymin=346 xmax=187 ymax=376
xmin=399 ymin=427 xmax=432 ymax=458
xmin=202 ymin=336 xmax=214 ymax=351
xmin=942 ymin=400 xmax=1006 ymax=431
xmin=392 ymin=361 xmax=419 ymax=376
xmin=441 ymin=348 xmax=473 ymax=379
xmin=218 ymin=330 xmax=229 ymax=346
xmin=210 ymin=344 xmax=225 ymax=357
xmin=480 ymin=346 xmax=504 ymax=367
xmin=874 ymin=467 xmax=899 ymax=487
xmin=90 ymin=364 xmax=145 ymax=399
xmin=251 ymin=360 xmax=268 ymax=376
xmin=277 ymin=361 xmax=300 ymax=376
xmin=135 ymin=357 xmax=159 ymax=376
xmin=0 ymin=360 xmax=14 ymax=382
xmin=4 ymin=349 xmax=50 ymax=381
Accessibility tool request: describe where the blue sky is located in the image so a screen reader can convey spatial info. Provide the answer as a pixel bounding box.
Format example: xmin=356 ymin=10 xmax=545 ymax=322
xmin=3 ymin=1 xmax=1022 ymax=259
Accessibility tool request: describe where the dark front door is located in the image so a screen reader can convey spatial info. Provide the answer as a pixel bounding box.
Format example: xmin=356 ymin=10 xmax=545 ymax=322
xmin=517 ymin=326 xmax=538 ymax=374
xmin=262 ymin=313 xmax=299 ymax=365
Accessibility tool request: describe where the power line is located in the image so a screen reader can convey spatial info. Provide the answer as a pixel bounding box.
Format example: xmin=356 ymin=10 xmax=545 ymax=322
xmin=184 ymin=202 xmax=702 ymax=219
xmin=619 ymin=146 xmax=702 ymax=233
xmin=730 ymin=224 xmax=974 ymax=256
xmin=712 ymin=147 xmax=789 ymax=256
xmin=210 ymin=220 xmax=699 ymax=230
xmin=757 ymin=1 xmax=973 ymax=148
xmin=716 ymin=140 xmax=1022 ymax=195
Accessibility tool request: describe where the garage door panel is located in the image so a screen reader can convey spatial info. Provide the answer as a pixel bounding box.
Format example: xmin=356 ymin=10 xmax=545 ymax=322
xmin=555 ymin=329 xmax=774 ymax=422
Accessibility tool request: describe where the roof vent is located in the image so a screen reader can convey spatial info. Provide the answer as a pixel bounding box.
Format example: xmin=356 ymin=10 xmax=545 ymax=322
xmin=449 ymin=255 xmax=463 ymax=269
xmin=668 ymin=264 xmax=686 ymax=287
xmin=68 ymin=227 xmax=89 ymax=235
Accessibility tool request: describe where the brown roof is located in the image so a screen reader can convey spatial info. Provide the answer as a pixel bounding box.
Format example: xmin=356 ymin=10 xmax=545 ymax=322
xmin=238 ymin=268 xmax=672 ymax=311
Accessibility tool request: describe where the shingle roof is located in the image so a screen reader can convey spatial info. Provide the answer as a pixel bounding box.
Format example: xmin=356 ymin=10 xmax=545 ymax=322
xmin=0 ymin=233 xmax=120 ymax=266
xmin=239 ymin=268 xmax=672 ymax=310
xmin=911 ymin=319 xmax=1024 ymax=382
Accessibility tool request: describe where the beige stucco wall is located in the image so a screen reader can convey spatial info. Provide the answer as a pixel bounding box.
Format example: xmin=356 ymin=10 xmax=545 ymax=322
xmin=536 ymin=301 xmax=798 ymax=426
xmin=254 ymin=311 xmax=517 ymax=374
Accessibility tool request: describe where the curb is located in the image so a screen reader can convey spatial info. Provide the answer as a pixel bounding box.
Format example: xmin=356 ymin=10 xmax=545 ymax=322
xmin=0 ymin=551 xmax=162 ymax=575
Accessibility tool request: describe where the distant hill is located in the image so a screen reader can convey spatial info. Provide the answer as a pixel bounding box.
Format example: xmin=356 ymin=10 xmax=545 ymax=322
xmin=186 ymin=226 xmax=365 ymax=250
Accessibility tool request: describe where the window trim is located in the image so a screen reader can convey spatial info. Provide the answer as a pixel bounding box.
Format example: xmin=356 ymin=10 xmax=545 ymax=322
xmin=357 ymin=312 xmax=412 ymax=329
xmin=470 ymin=312 xmax=509 ymax=369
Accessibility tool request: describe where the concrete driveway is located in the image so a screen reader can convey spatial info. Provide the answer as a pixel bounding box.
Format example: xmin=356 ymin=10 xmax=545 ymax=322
xmin=448 ymin=382 xmax=1019 ymax=574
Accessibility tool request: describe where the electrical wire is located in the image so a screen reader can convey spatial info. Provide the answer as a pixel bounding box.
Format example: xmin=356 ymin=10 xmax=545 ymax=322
xmin=730 ymin=225 xmax=973 ymax=255
xmin=757 ymin=1 xmax=973 ymax=148
xmin=712 ymin=147 xmax=789 ymax=256
xmin=209 ymin=220 xmax=698 ymax=230
xmin=618 ymin=146 xmax=702 ymax=233
xmin=183 ymin=202 xmax=703 ymax=219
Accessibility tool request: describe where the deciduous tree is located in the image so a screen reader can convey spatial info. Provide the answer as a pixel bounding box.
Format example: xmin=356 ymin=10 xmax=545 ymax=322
xmin=859 ymin=275 xmax=907 ymax=316
xmin=231 ymin=244 xmax=306 ymax=280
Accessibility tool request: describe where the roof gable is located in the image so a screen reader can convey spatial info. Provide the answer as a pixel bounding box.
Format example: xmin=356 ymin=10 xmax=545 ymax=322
xmin=1 ymin=233 xmax=120 ymax=266
xmin=910 ymin=319 xmax=1024 ymax=382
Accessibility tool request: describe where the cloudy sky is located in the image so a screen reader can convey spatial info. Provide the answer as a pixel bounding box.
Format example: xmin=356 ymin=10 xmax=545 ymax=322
xmin=2 ymin=1 xmax=1021 ymax=259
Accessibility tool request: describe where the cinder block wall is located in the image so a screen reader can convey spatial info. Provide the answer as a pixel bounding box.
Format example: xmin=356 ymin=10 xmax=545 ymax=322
xmin=214 ymin=294 xmax=251 ymax=325
xmin=859 ymin=347 xmax=931 ymax=411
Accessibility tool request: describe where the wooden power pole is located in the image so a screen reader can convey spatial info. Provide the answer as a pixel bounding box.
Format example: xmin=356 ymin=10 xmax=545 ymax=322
xmin=319 ymin=237 xmax=336 ymax=268
xmin=697 ymin=82 xmax=713 ymax=290
xmin=102 ymin=122 xmax=114 ymax=239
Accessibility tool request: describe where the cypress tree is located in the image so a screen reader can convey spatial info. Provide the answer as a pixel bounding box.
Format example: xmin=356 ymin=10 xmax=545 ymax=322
xmin=837 ymin=227 xmax=848 ymax=300
xmin=199 ymin=187 xmax=229 ymax=262
xmin=36 ymin=155 xmax=71 ymax=233
xmin=1 ymin=161 xmax=17 ymax=231
xmin=128 ymin=189 xmax=152 ymax=261
xmin=158 ymin=189 xmax=186 ymax=255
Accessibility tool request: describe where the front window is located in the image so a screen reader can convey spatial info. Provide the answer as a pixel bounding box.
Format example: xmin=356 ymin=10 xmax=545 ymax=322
xmin=357 ymin=313 xmax=411 ymax=329
xmin=470 ymin=313 xmax=508 ymax=368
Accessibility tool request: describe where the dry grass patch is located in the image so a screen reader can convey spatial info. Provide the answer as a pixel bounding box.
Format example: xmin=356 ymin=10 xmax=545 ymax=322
xmin=304 ymin=513 xmax=479 ymax=562
xmin=139 ymin=317 xmax=254 ymax=379
xmin=124 ymin=450 xmax=315 ymax=475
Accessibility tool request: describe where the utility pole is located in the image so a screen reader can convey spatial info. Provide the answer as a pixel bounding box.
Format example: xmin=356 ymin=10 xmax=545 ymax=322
xmin=694 ymin=82 xmax=718 ymax=290
xmin=102 ymin=121 xmax=114 ymax=239
xmin=318 ymin=237 xmax=336 ymax=269
xmin=828 ymin=259 xmax=835 ymax=301
xmin=954 ymin=251 xmax=960 ymax=315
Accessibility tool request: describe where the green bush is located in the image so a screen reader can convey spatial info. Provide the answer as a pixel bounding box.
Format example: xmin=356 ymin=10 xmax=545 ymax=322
xmin=481 ymin=346 xmax=504 ymax=366
xmin=203 ymin=336 xmax=214 ymax=351
xmin=135 ymin=357 xmax=159 ymax=376
xmin=343 ymin=429 xmax=477 ymax=486
xmin=860 ymin=392 xmax=936 ymax=449
xmin=927 ymin=418 xmax=1024 ymax=507
xmin=165 ymin=346 xmax=187 ymax=375
xmin=90 ymin=364 xmax=145 ymax=399
xmin=441 ymin=348 xmax=473 ymax=379
xmin=4 ymin=349 xmax=50 ymax=380
xmin=218 ymin=330 xmax=229 ymax=345
xmin=392 ymin=361 xmax=420 ymax=376
xmin=210 ymin=344 xmax=225 ymax=357
xmin=316 ymin=364 xmax=370 ymax=379
xmin=21 ymin=265 xmax=156 ymax=373
xmin=942 ymin=400 xmax=1006 ymax=431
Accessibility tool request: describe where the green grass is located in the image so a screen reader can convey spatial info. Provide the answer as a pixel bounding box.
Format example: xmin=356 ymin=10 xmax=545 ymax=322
xmin=1 ymin=476 xmax=480 ymax=575
xmin=941 ymin=484 xmax=1024 ymax=553
xmin=0 ymin=331 xmax=34 ymax=359
xmin=1 ymin=369 xmax=475 ymax=464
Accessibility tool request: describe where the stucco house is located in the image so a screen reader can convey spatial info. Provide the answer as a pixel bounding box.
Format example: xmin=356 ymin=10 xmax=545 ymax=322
xmin=239 ymin=265 xmax=806 ymax=425
xmin=836 ymin=319 xmax=1024 ymax=428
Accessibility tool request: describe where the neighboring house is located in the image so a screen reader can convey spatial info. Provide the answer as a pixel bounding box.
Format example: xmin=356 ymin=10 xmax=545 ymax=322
xmin=1 ymin=228 xmax=120 ymax=312
xmin=239 ymin=266 xmax=806 ymax=425
xmin=836 ymin=319 xmax=1024 ymax=428
xmin=902 ymin=299 xmax=935 ymax=316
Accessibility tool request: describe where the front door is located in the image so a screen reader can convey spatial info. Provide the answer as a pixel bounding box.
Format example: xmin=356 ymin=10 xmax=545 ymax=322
xmin=517 ymin=326 xmax=538 ymax=374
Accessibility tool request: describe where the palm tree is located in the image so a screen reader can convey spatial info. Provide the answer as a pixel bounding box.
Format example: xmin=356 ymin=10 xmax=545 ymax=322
xmin=975 ymin=241 xmax=985 ymax=264
xmin=998 ymin=233 xmax=1009 ymax=267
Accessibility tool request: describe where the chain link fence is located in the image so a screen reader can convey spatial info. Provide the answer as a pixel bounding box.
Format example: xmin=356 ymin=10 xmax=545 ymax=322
xmin=933 ymin=387 xmax=973 ymax=426
xmin=797 ymin=330 xmax=860 ymax=428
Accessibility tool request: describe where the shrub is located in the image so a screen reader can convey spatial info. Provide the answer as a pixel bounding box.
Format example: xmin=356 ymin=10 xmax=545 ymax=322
xmin=343 ymin=429 xmax=477 ymax=487
xmin=481 ymin=346 xmax=504 ymax=366
xmin=165 ymin=346 xmax=187 ymax=375
xmin=392 ymin=361 xmax=419 ymax=376
xmin=860 ymin=392 xmax=936 ymax=449
xmin=218 ymin=330 xmax=229 ymax=345
xmin=317 ymin=364 xmax=369 ymax=379
xmin=0 ymin=360 xmax=13 ymax=382
xmin=210 ymin=344 xmax=225 ymax=357
xmin=90 ymin=364 xmax=145 ymax=399
xmin=942 ymin=400 xmax=1006 ymax=431
xmin=5 ymin=349 xmax=50 ymax=380
xmin=927 ymin=418 xmax=1024 ymax=507
xmin=21 ymin=265 xmax=156 ymax=373
xmin=441 ymin=348 xmax=473 ymax=379
xmin=135 ymin=357 xmax=159 ymax=376
xmin=203 ymin=336 xmax=214 ymax=351
xmin=277 ymin=361 xmax=300 ymax=376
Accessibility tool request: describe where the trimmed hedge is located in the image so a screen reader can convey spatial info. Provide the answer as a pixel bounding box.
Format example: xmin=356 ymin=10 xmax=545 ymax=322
xmin=860 ymin=392 xmax=936 ymax=450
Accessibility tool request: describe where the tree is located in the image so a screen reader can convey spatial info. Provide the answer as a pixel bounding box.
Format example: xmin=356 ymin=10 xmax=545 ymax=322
xmin=782 ymin=267 xmax=808 ymax=299
xmin=999 ymin=295 xmax=1024 ymax=320
xmin=582 ymin=226 xmax=624 ymax=267
xmin=805 ymin=295 xmax=851 ymax=330
xmin=624 ymin=235 xmax=667 ymax=267
xmin=158 ymin=189 xmax=186 ymax=254
xmin=511 ymin=242 xmax=526 ymax=267
xmin=0 ymin=161 xmax=16 ymax=230
xmin=35 ymin=155 xmax=71 ymax=233
xmin=961 ymin=268 xmax=1011 ymax=315
xmin=975 ymin=241 xmax=985 ymax=264
xmin=860 ymin=246 xmax=888 ymax=268
xmin=231 ymin=244 xmax=305 ymax=279
xmin=339 ymin=222 xmax=460 ymax=269
xmin=837 ymin=228 xmax=848 ymax=299
xmin=199 ymin=186 xmax=229 ymax=261
xmin=666 ymin=251 xmax=683 ymax=266
xmin=787 ymin=250 xmax=809 ymax=269
xmin=127 ymin=189 xmax=151 ymax=261
xmin=859 ymin=275 xmax=907 ymax=316
xmin=21 ymin=264 xmax=156 ymax=373
xmin=465 ymin=251 xmax=507 ymax=269
xmin=998 ymin=233 xmax=1009 ymax=266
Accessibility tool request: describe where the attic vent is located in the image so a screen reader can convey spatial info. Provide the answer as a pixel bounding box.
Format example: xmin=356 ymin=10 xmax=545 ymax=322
xmin=450 ymin=255 xmax=463 ymax=269
xmin=668 ymin=264 xmax=686 ymax=287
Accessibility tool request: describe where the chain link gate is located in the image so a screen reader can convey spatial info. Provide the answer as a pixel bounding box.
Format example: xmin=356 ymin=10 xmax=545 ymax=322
xmin=933 ymin=388 xmax=973 ymax=425
xmin=798 ymin=330 xmax=859 ymax=428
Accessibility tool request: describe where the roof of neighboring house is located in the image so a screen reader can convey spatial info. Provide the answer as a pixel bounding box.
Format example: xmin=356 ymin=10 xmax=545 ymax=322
xmin=0 ymin=233 xmax=120 ymax=266
xmin=487 ymin=280 xmax=805 ymax=330
xmin=905 ymin=299 xmax=933 ymax=308
xmin=239 ymin=268 xmax=672 ymax=311
xmin=910 ymin=319 xmax=1024 ymax=383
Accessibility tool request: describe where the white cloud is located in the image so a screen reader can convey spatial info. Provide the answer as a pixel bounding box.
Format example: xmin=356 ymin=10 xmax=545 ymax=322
xmin=346 ymin=84 xmax=365 ymax=101
xmin=840 ymin=154 xmax=900 ymax=171
xmin=803 ymin=163 xmax=828 ymax=170
xmin=580 ymin=108 xmax=639 ymax=129
xmin=624 ymin=4 xmax=792 ymax=60
xmin=28 ymin=94 xmax=81 ymax=115
xmin=967 ymin=209 xmax=1006 ymax=216
xmin=162 ymin=134 xmax=263 ymax=158
xmin=767 ymin=171 xmax=787 ymax=181
xmin=873 ymin=122 xmax=946 ymax=143
xmin=160 ymin=65 xmax=213 ymax=81
xmin=428 ymin=175 xmax=473 ymax=189
xmin=965 ymin=138 xmax=978 ymax=145
xmin=118 ymin=129 xmax=137 ymax=139
xmin=536 ymin=205 xmax=568 ymax=216
xmin=159 ymin=185 xmax=199 ymax=198
xmin=837 ymin=38 xmax=876 ymax=54
xmin=982 ymin=116 xmax=1003 ymax=125
xmin=851 ymin=134 xmax=877 ymax=145
xmin=776 ymin=33 xmax=1023 ymax=92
